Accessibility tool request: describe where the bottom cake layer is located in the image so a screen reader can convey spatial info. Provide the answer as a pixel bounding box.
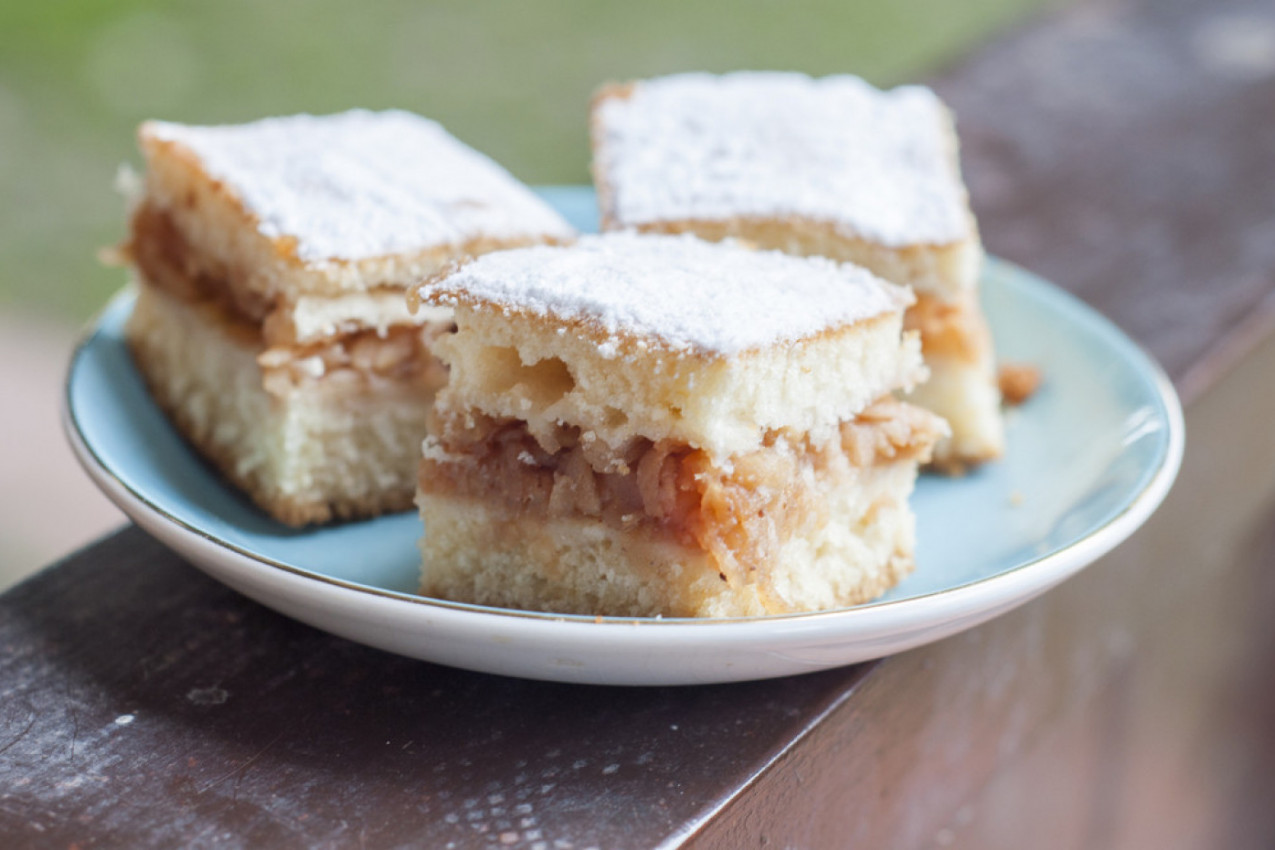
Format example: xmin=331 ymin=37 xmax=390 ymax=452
xmin=127 ymin=282 xmax=442 ymax=526
xmin=907 ymin=351 xmax=1004 ymax=472
xmin=417 ymin=460 xmax=920 ymax=618
xmin=903 ymin=290 xmax=1005 ymax=471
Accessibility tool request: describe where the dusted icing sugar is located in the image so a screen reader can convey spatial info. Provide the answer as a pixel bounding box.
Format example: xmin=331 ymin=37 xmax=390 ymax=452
xmin=145 ymin=110 xmax=574 ymax=263
xmin=416 ymin=232 xmax=912 ymax=355
xmin=595 ymin=72 xmax=971 ymax=247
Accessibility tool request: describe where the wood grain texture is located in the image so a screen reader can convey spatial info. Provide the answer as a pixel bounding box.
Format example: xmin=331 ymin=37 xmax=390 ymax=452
xmin=934 ymin=0 xmax=1275 ymax=399
xmin=0 ymin=533 xmax=872 ymax=848
xmin=688 ymin=331 xmax=1275 ymax=849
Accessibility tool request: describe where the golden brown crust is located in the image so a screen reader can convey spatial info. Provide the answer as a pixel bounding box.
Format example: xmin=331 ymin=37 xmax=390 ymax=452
xmin=137 ymin=135 xmax=286 ymax=320
xmin=128 ymin=196 xmax=548 ymax=340
xmin=128 ymin=199 xmax=252 ymax=324
xmin=588 ymin=82 xmax=636 ymax=233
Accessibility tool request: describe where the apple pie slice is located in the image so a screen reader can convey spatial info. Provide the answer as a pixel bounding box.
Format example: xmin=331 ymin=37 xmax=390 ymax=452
xmin=410 ymin=232 xmax=946 ymax=618
xmin=120 ymin=109 xmax=573 ymax=525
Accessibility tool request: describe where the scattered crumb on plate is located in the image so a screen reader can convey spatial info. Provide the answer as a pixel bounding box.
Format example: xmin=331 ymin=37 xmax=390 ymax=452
xmin=999 ymin=362 xmax=1043 ymax=405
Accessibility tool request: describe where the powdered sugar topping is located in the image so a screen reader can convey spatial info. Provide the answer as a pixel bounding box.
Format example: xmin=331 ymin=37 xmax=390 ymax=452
xmin=145 ymin=110 xmax=574 ymax=263
xmin=416 ymin=232 xmax=912 ymax=355
xmin=595 ymin=72 xmax=971 ymax=247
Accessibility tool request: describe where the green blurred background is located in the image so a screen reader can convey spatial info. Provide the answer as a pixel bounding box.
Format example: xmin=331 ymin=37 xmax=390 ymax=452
xmin=0 ymin=0 xmax=1045 ymax=322
xmin=0 ymin=0 xmax=1044 ymax=583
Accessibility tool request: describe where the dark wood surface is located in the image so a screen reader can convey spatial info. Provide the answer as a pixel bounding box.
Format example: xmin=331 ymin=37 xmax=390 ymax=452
xmin=0 ymin=530 xmax=872 ymax=847
xmin=936 ymin=0 xmax=1275 ymax=400
xmin=6 ymin=0 xmax=1275 ymax=846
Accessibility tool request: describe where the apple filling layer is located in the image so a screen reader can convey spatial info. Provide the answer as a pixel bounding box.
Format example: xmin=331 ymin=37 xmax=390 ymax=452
xmin=903 ymin=290 xmax=993 ymax=362
xmin=129 ymin=199 xmax=275 ymax=324
xmin=420 ymin=396 xmax=944 ymax=588
xmin=128 ymin=200 xmax=452 ymax=395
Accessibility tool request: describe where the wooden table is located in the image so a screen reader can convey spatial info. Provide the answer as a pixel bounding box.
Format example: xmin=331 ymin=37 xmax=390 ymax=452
xmin=6 ymin=0 xmax=1275 ymax=845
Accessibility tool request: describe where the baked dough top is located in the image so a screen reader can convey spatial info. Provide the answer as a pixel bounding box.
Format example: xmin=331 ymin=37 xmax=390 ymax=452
xmin=415 ymin=232 xmax=912 ymax=355
xmin=144 ymin=109 xmax=574 ymax=262
xmin=594 ymin=72 xmax=971 ymax=247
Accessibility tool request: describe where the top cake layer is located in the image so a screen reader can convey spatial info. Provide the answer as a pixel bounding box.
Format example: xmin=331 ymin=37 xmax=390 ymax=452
xmin=414 ymin=231 xmax=910 ymax=355
xmin=415 ymin=233 xmax=926 ymax=457
xmin=592 ymin=72 xmax=972 ymax=249
xmin=130 ymin=109 xmax=574 ymax=326
xmin=143 ymin=110 xmax=574 ymax=263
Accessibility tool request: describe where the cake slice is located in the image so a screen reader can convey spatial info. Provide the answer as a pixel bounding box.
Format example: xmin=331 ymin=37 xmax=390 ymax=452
xmin=119 ymin=109 xmax=574 ymax=525
xmin=591 ymin=71 xmax=1003 ymax=470
xmin=410 ymin=232 xmax=946 ymax=618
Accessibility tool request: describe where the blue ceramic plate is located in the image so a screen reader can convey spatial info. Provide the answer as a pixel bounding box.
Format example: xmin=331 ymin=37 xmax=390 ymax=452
xmin=64 ymin=187 xmax=1183 ymax=685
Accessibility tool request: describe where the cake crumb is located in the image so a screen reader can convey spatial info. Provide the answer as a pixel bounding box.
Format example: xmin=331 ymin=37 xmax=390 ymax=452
xmin=999 ymin=362 xmax=1042 ymax=405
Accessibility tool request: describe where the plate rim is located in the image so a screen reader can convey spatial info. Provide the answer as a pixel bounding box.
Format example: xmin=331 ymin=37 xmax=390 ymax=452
xmin=62 ymin=258 xmax=1185 ymax=643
